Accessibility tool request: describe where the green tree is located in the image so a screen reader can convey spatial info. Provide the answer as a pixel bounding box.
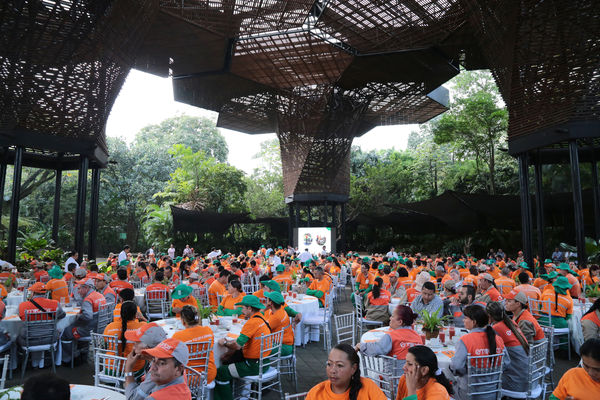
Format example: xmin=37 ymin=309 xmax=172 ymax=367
xmin=246 ymin=139 xmax=286 ymax=217
xmin=431 ymin=70 xmax=508 ymax=194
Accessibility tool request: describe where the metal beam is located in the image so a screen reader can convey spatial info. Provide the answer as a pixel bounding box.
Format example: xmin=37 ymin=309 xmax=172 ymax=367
xmin=0 ymin=150 xmax=7 ymax=232
xmin=88 ymin=168 xmax=100 ymax=261
xmin=518 ymin=153 xmax=534 ymax=269
xmin=569 ymin=141 xmax=586 ymax=266
xmin=74 ymin=156 xmax=89 ymax=262
xmin=7 ymin=147 xmax=23 ymax=263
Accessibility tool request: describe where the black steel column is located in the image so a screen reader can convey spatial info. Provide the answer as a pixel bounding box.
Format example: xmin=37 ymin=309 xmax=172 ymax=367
xmin=569 ymin=141 xmax=586 ymax=266
xmin=288 ymin=203 xmax=294 ymax=246
xmin=52 ymin=169 xmax=62 ymax=243
xmin=0 ymin=149 xmax=7 ymax=224
xmin=88 ymin=168 xmax=100 ymax=261
xmin=7 ymin=147 xmax=23 ymax=263
xmin=591 ymin=159 xmax=600 ymax=239
xmin=533 ymin=159 xmax=545 ymax=268
xmin=307 ymin=205 xmax=311 ymax=227
xmin=74 ymin=156 xmax=89 ymax=262
xmin=518 ymin=153 xmax=534 ymax=269
xmin=340 ymin=203 xmax=346 ymax=253
xmin=295 ymin=203 xmax=300 ymax=228
xmin=324 ymin=201 xmax=328 ymax=225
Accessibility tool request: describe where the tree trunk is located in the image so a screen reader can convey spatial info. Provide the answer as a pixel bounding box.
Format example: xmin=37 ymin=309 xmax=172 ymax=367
xmin=488 ymin=135 xmax=496 ymax=195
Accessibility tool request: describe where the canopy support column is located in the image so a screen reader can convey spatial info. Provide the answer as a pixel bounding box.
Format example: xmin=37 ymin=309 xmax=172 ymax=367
xmin=591 ymin=159 xmax=600 ymax=239
xmin=0 ymin=150 xmax=7 ymax=226
xmin=533 ymin=158 xmax=545 ymax=269
xmin=88 ymin=168 xmax=100 ymax=260
xmin=288 ymin=204 xmax=294 ymax=246
xmin=340 ymin=203 xmax=346 ymax=253
xmin=7 ymin=147 xmax=23 ymax=263
xmin=518 ymin=153 xmax=534 ymax=269
xmin=74 ymin=156 xmax=88 ymax=262
xmin=569 ymin=140 xmax=586 ymax=266
xmin=52 ymin=169 xmax=62 ymax=243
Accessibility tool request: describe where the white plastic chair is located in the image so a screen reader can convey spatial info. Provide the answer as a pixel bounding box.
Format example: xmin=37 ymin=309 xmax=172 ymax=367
xmin=501 ymin=339 xmax=548 ymax=399
xmin=20 ymin=310 xmax=58 ymax=379
xmin=186 ymin=340 xmax=214 ymax=399
xmin=334 ymin=313 xmax=355 ymax=345
xmin=284 ymin=393 xmax=307 ymax=400
xmin=361 ymin=354 xmax=403 ymax=400
xmin=94 ymin=352 xmax=127 ymax=393
xmin=529 ymin=298 xmax=571 ymax=359
xmin=234 ymin=330 xmax=284 ymax=400
xmin=145 ymin=289 xmax=170 ymax=320
xmin=0 ymin=355 xmax=9 ymax=390
xmin=353 ymin=292 xmax=383 ymax=339
xmin=466 ymin=352 xmax=505 ymax=400
xmin=279 ymin=327 xmax=298 ymax=392
xmin=192 ymin=286 xmax=209 ymax=307
xmin=302 ymin=291 xmax=333 ymax=351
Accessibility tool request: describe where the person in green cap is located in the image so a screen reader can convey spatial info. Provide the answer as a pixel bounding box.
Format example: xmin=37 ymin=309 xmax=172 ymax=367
xmin=354 ymin=263 xmax=374 ymax=305
xmin=171 ymin=284 xmax=196 ymax=318
xmin=214 ymin=295 xmax=271 ymax=400
xmin=262 ymin=280 xmax=302 ymax=324
xmin=533 ymin=271 xmax=558 ymax=293
xmin=46 ymin=265 xmax=69 ymax=303
xmin=264 ymin=291 xmax=294 ymax=356
xmin=272 ymin=263 xmax=292 ymax=289
xmin=556 ymin=263 xmax=582 ymax=298
xmin=539 ymin=275 xmax=574 ymax=328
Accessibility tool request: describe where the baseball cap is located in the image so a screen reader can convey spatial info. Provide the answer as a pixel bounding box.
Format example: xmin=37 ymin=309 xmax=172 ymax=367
xmin=76 ymin=278 xmax=95 ymax=288
xmin=264 ymin=291 xmax=285 ymax=305
xmin=504 ymin=290 xmax=528 ymax=305
xmin=189 ymin=272 xmax=199 ymax=280
xmin=125 ymin=323 xmax=167 ymax=347
xmin=142 ymin=338 xmax=189 ymax=365
xmin=93 ymin=273 xmax=110 ymax=282
xmin=29 ymin=282 xmax=46 ymax=293
xmin=263 ymin=280 xmax=281 ymax=292
xmin=480 ymin=273 xmax=494 ymax=282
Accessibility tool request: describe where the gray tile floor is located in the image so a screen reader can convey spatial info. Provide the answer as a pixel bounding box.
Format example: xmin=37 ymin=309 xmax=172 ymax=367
xmin=8 ymin=287 xmax=578 ymax=399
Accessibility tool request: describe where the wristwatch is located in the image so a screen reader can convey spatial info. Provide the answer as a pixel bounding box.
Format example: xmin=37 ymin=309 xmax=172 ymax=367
xmin=124 ymin=372 xmax=134 ymax=377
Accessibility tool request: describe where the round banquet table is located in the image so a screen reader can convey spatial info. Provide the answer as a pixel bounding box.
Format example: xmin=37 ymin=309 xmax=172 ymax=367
xmin=134 ymin=288 xmax=145 ymax=307
xmin=359 ymin=325 xmax=468 ymax=380
xmin=154 ymin=316 xmax=245 ymax=367
xmin=284 ymin=294 xmax=320 ymax=345
xmin=1 ymin=304 xmax=80 ymax=342
xmin=5 ymin=290 xmax=24 ymax=307
xmin=388 ymin=297 xmax=402 ymax=315
xmin=570 ymin=299 xmax=592 ymax=354
xmin=0 ymin=384 xmax=125 ymax=400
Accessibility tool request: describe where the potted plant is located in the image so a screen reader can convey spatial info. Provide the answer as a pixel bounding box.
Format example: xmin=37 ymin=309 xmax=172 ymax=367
xmin=585 ymin=284 xmax=600 ymax=303
xmin=197 ymin=301 xmax=214 ymax=325
xmin=419 ymin=307 xmax=450 ymax=340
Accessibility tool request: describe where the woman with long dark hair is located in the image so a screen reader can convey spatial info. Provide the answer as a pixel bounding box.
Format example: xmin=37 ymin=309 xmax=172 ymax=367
xmin=103 ymin=301 xmax=145 ymax=378
xmin=486 ymin=301 xmax=529 ymax=394
xmin=364 ymin=277 xmax=391 ymax=324
xmin=396 ymin=345 xmax=452 ymax=399
xmin=450 ymin=305 xmax=507 ymax=400
xmin=582 ymin=298 xmax=600 ymax=341
xmin=306 ymin=343 xmax=386 ymax=400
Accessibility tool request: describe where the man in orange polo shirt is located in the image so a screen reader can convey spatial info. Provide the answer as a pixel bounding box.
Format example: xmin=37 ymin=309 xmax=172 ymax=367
xmin=214 ymin=295 xmax=271 ymax=400
xmin=208 ymin=269 xmax=229 ymax=311
xmin=45 ymin=266 xmax=69 ymax=303
xmin=495 ymin=268 xmax=516 ymax=295
xmin=307 ymin=267 xmax=332 ymax=307
xmin=170 ymin=284 xmax=197 ymax=318
xmin=264 ymin=291 xmax=294 ymax=356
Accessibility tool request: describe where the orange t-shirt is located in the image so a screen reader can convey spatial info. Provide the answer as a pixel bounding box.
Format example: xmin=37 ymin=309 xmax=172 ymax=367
xmin=307 ymin=377 xmax=387 ymax=400
xmin=238 ymin=312 xmax=271 ymax=359
xmin=45 ymin=278 xmax=69 ymax=303
xmin=264 ymin=306 xmax=294 ymax=346
xmin=396 ymin=376 xmax=450 ymax=400
xmin=219 ymin=292 xmax=245 ymax=312
xmin=172 ymin=325 xmax=216 ymax=384
xmin=171 ymin=296 xmax=198 ymax=317
xmin=103 ymin=319 xmax=146 ymax=371
xmin=552 ymin=367 xmax=600 ymax=400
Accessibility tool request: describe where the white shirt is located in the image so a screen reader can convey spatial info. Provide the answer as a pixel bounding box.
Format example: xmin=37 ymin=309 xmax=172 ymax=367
xmin=386 ymin=251 xmax=398 ymax=258
xmin=273 ymin=255 xmax=281 ymax=266
xmin=183 ymin=247 xmax=192 ymax=256
xmin=64 ymin=256 xmax=79 ymax=272
xmin=118 ymin=251 xmax=127 ymax=263
xmin=207 ymin=250 xmax=221 ymax=259
xmin=320 ymin=249 xmax=327 ymax=256
xmin=299 ymin=251 xmax=312 ymax=263
xmin=168 ymin=247 xmax=175 ymax=258
xmin=147 ymin=248 xmax=155 ymax=255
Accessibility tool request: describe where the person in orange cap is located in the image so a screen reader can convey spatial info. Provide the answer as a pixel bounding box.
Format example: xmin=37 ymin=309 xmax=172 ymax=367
xmin=124 ymin=338 xmax=192 ymax=399
xmin=94 ymin=273 xmax=116 ymax=305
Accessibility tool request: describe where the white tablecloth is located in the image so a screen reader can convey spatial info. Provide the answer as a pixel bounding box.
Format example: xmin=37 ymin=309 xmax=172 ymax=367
xmin=286 ymin=295 xmax=320 ymax=345
xmin=155 ymin=316 xmax=244 ymax=367
xmin=570 ymin=300 xmax=591 ymax=354
xmin=5 ymin=290 xmax=24 ymax=307
xmin=0 ymin=305 xmax=79 ymax=342
xmin=388 ymin=297 xmax=402 ymax=315
xmin=0 ymin=384 xmax=125 ymax=400
xmin=134 ymin=288 xmax=145 ymax=307
xmin=360 ymin=326 xmax=467 ymax=380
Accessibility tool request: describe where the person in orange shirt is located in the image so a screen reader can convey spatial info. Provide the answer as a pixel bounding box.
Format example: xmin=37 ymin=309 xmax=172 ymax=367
xmin=514 ymin=272 xmax=541 ymax=301
xmin=495 ymin=268 xmax=516 ymax=295
xmin=208 ymin=269 xmax=229 ymax=311
xmin=217 ymin=278 xmax=245 ymax=316
xmin=356 ymin=305 xmax=422 ymax=371
xmin=45 ymin=266 xmax=69 ymax=303
xmin=504 ymin=290 xmax=544 ymax=345
xmin=396 ymin=345 xmax=453 ymax=400
xmin=510 ymin=262 xmax=533 ymax=280
xmin=214 ymin=295 xmax=271 ymax=400
xmin=264 ymin=291 xmax=294 ymax=356
xmin=550 ymin=338 xmax=600 ymax=400
xmin=364 ymin=277 xmax=391 ymax=324
xmin=540 ymin=276 xmax=573 ymax=328
xmin=475 ymin=273 xmax=503 ymax=303
xmin=109 ymin=268 xmax=134 ymax=293
xmin=171 ymin=284 xmax=197 ymax=318
xmin=355 ymin=262 xmax=374 ymax=296
xmin=103 ymin=301 xmax=146 ymax=379
xmin=306 ymin=343 xmax=387 ymax=400
xmin=556 ymin=263 xmax=581 ymax=298
xmin=307 ymin=267 xmax=332 ymax=307
xmin=272 ymin=264 xmax=293 ymax=289
xmin=172 ymin=305 xmax=216 ymax=385
xmin=112 ymin=288 xmax=145 ymax=322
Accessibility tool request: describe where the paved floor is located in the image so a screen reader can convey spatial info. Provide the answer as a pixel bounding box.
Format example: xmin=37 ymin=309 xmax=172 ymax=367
xmin=7 ymin=287 xmax=578 ymax=399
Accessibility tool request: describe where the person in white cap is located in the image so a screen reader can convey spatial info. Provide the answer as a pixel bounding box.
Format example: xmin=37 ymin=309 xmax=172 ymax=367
xmin=60 ymin=278 xmax=106 ymax=365
xmin=124 ymin=337 xmax=191 ymax=400
xmin=475 ymin=273 xmax=503 ymax=303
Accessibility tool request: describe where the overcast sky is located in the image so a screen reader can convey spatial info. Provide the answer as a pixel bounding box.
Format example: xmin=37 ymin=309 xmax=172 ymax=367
xmin=106 ymin=70 xmax=417 ymax=174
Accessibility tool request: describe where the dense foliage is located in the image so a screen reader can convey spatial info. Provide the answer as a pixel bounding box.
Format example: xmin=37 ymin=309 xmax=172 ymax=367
xmin=3 ymin=71 xmax=592 ymax=257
